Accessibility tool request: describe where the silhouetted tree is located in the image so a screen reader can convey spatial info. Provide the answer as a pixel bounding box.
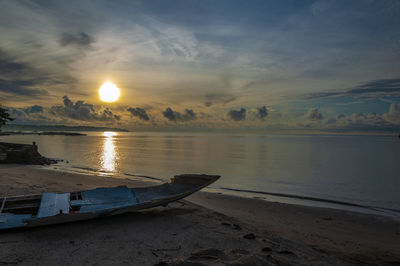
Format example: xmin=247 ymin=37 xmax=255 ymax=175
xmin=0 ymin=107 xmax=14 ymax=129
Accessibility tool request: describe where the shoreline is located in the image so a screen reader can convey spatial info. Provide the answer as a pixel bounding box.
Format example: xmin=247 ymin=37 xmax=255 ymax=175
xmin=46 ymin=163 xmax=400 ymax=220
xmin=0 ymin=164 xmax=399 ymax=265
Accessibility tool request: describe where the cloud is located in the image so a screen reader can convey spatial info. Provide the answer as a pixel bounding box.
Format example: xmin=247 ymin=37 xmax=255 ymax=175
xmin=256 ymin=106 xmax=268 ymax=120
xmin=0 ymin=50 xmax=30 ymax=75
xmin=384 ymin=103 xmax=400 ymax=123
xmin=0 ymin=47 xmax=78 ymax=96
xmin=320 ymin=103 xmax=400 ymax=132
xmin=51 ymin=96 xmax=120 ymax=122
xmin=127 ymin=107 xmax=150 ymax=121
xmin=0 ymin=50 xmax=49 ymax=98
xmin=59 ymin=32 xmax=94 ymax=48
xmin=7 ymin=105 xmax=49 ymax=123
xmin=306 ymin=108 xmax=323 ymax=121
xmin=204 ymin=93 xmax=237 ymax=107
xmin=0 ymin=78 xmax=48 ymax=97
xmin=184 ymin=109 xmax=196 ymax=120
xmin=162 ymin=107 xmax=197 ymax=122
xmin=228 ymin=108 xmax=246 ymax=121
xmin=7 ymin=97 xmax=122 ymax=124
xmin=388 ymin=103 xmax=400 ymax=116
xmin=24 ymin=105 xmax=43 ymax=114
xmin=306 ymin=79 xmax=400 ymax=100
xmin=162 ymin=108 xmax=179 ymax=121
xmin=102 ymin=108 xmax=121 ymax=121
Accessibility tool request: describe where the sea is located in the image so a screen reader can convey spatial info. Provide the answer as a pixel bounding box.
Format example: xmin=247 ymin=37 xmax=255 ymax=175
xmin=2 ymin=132 xmax=399 ymax=217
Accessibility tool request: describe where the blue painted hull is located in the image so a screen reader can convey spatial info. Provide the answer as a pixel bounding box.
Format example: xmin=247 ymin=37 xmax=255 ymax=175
xmin=0 ymin=174 xmax=220 ymax=230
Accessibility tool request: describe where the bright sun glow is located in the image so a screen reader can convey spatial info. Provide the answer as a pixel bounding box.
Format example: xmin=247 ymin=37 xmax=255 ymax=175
xmin=99 ymin=82 xmax=120 ymax=102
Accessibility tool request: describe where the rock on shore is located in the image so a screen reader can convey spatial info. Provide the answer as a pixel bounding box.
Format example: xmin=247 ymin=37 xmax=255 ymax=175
xmin=0 ymin=142 xmax=57 ymax=165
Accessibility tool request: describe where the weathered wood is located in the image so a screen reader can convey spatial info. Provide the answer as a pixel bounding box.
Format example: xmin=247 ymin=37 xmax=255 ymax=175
xmin=0 ymin=197 xmax=6 ymax=213
xmin=2 ymin=195 xmax=41 ymax=202
xmin=3 ymin=202 xmax=40 ymax=211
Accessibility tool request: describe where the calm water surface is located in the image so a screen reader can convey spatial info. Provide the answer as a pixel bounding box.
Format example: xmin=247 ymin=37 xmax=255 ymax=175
xmin=2 ymin=132 xmax=399 ymax=213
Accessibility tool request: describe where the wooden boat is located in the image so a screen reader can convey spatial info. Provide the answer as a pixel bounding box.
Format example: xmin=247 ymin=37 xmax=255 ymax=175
xmin=0 ymin=174 xmax=220 ymax=230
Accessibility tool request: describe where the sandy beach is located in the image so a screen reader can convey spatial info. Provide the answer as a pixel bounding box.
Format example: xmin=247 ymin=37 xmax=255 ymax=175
xmin=0 ymin=165 xmax=399 ymax=265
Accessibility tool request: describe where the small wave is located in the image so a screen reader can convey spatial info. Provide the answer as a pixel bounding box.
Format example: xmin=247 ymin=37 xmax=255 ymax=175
xmin=67 ymin=165 xmax=163 ymax=182
xmin=72 ymin=166 xmax=102 ymax=172
xmin=123 ymin=173 xmax=163 ymax=181
xmin=219 ymin=187 xmax=400 ymax=215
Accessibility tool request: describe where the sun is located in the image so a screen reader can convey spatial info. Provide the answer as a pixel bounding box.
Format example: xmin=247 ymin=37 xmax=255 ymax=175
xmin=99 ymin=81 xmax=120 ymax=102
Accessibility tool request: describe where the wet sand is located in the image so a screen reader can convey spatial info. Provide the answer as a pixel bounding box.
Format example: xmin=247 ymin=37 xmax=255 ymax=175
xmin=0 ymin=165 xmax=399 ymax=265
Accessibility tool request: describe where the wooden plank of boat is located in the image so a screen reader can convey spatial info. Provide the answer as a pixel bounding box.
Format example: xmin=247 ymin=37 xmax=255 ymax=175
xmin=0 ymin=174 xmax=220 ymax=230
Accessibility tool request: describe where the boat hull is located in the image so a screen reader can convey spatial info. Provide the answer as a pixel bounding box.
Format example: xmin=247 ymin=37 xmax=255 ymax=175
xmin=0 ymin=174 xmax=220 ymax=230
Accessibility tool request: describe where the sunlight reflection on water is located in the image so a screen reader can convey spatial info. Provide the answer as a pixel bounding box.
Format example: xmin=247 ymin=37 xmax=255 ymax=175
xmin=101 ymin=131 xmax=117 ymax=172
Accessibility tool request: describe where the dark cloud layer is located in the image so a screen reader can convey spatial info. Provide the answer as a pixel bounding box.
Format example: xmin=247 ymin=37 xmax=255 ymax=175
xmin=8 ymin=96 xmax=123 ymax=124
xmin=306 ymin=79 xmax=400 ymax=100
xmin=228 ymin=108 xmax=246 ymax=121
xmin=51 ymin=96 xmax=119 ymax=121
xmin=0 ymin=50 xmax=30 ymax=75
xmin=162 ymin=107 xmax=197 ymax=122
xmin=59 ymin=32 xmax=94 ymax=48
xmin=0 ymin=78 xmax=48 ymax=97
xmin=127 ymin=107 xmax=150 ymax=121
xmin=0 ymin=48 xmax=78 ymax=99
xmin=0 ymin=50 xmax=48 ymax=97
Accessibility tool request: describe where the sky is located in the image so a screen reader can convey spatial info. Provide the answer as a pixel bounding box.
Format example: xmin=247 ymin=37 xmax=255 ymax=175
xmin=1 ymin=0 xmax=400 ymax=132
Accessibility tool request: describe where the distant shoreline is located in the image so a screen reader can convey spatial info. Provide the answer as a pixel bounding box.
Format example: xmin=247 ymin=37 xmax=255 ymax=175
xmin=3 ymin=124 xmax=129 ymax=132
xmin=0 ymin=131 xmax=86 ymax=136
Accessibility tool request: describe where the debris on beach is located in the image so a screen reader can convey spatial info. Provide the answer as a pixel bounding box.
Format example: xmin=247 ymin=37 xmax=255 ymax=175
xmin=243 ymin=233 xmax=256 ymax=240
